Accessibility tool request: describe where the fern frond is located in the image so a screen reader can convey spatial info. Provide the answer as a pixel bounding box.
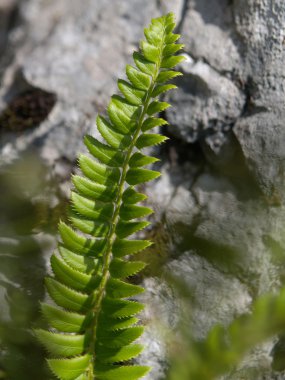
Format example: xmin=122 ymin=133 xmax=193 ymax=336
xmin=38 ymin=12 xmax=184 ymax=380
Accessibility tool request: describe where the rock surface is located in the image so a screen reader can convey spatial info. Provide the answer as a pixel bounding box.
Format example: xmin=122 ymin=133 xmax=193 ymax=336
xmin=147 ymin=0 xmax=285 ymax=378
xmin=166 ymin=57 xmax=245 ymax=151
xmin=1 ymin=0 xmax=285 ymax=379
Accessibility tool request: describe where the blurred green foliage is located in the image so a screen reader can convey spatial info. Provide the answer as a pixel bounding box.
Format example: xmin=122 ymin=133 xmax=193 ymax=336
xmin=0 ymin=154 xmax=63 ymax=379
xmin=166 ymin=277 xmax=285 ymax=380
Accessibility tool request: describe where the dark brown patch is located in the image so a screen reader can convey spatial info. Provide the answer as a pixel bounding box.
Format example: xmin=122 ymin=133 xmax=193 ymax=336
xmin=0 ymin=89 xmax=56 ymax=132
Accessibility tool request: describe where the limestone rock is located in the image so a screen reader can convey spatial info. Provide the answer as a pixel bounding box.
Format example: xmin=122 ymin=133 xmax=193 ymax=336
xmin=0 ymin=0 xmax=17 ymax=56
xmin=234 ymin=111 xmax=285 ymax=201
xmin=166 ymin=58 xmax=245 ymax=151
xmin=181 ymin=0 xmax=242 ymax=73
xmin=0 ymin=0 xmax=160 ymax=171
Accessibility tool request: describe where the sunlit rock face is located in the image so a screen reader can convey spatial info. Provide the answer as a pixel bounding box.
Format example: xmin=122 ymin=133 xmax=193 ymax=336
xmin=1 ymin=1 xmax=285 ymax=379
xmin=145 ymin=0 xmax=285 ymax=378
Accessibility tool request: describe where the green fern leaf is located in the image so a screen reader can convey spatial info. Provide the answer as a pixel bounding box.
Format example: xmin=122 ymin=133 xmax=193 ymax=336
xmin=48 ymin=355 xmax=90 ymax=380
xmin=95 ymin=365 xmax=150 ymax=380
xmin=78 ymin=155 xmax=120 ymax=185
xmin=71 ymin=192 xmax=113 ymax=221
xmin=41 ymin=303 xmax=87 ymax=333
xmin=141 ymin=116 xmax=168 ymax=131
xmin=165 ymin=33 xmax=181 ymax=44
xmin=161 ymin=55 xmax=185 ymax=69
xmin=112 ymin=238 xmax=152 ymax=257
xmin=136 ymin=133 xmax=168 ymax=148
xmin=109 ymin=259 xmax=146 ymax=278
xmin=146 ymin=100 xmax=170 ymax=115
xmin=117 ymin=80 xmax=146 ymax=106
xmin=59 ymin=222 xmax=106 ymax=257
xmin=157 ymin=69 xmax=182 ymax=83
xmin=98 ymin=316 xmax=139 ymax=332
xmin=45 ymin=278 xmax=92 ymax=312
xmin=152 ymin=83 xmax=177 ymax=97
xmin=163 ymin=43 xmax=184 ymax=56
xmin=96 ymin=115 xmax=131 ymax=149
xmin=141 ymin=41 xmax=161 ymax=62
xmin=129 ymin=152 xmax=159 ymax=167
xmin=96 ymin=344 xmax=143 ymax=364
xmin=97 ymin=326 xmax=144 ymax=348
xmin=121 ymin=187 xmax=147 ymax=203
xmin=58 ymin=246 xmax=96 ymax=273
xmin=50 ymin=254 xmax=97 ymax=291
xmin=38 ymin=12 xmax=184 ymax=380
xmin=107 ymin=96 xmax=138 ymax=134
xmin=106 ymin=278 xmax=144 ymax=298
xmin=35 ymin=329 xmax=86 ymax=357
xmin=133 ymin=52 xmax=155 ymax=75
xmin=144 ymin=27 xmax=162 ymax=45
xmin=116 ymin=220 xmax=150 ymax=238
xmin=72 ymin=175 xmax=116 ymax=203
xmin=102 ymin=298 xmax=144 ymax=319
xmin=119 ymin=204 xmax=153 ymax=220
xmin=84 ymin=135 xmax=124 ymax=167
xmin=68 ymin=212 xmax=110 ymax=237
xmin=126 ymin=168 xmax=161 ymax=185
xmin=126 ymin=65 xmax=151 ymax=90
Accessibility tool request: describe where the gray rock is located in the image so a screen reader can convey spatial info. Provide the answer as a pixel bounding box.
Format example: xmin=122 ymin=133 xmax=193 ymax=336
xmin=231 ymin=0 xmax=285 ymax=200
xmin=148 ymin=167 xmax=285 ymax=293
xmin=137 ymin=251 xmax=252 ymax=379
xmin=0 ymin=0 xmax=17 ymax=56
xmin=168 ymin=252 xmax=252 ymax=339
xmin=137 ymin=277 xmax=180 ymax=380
xmin=141 ymin=169 xmax=285 ymax=378
xmin=164 ymin=0 xmax=245 ymax=154
xmin=167 ymin=0 xmax=285 ymax=201
xmin=156 ymin=0 xmax=184 ymax=22
xmin=234 ymin=111 xmax=285 ymax=201
xmin=181 ymin=0 xmax=242 ymax=73
xmin=145 ymin=166 xmax=285 ymax=377
xmin=146 ymin=160 xmax=198 ymax=219
xmin=166 ymin=57 xmax=245 ymax=150
xmin=0 ymin=0 xmax=160 ymax=171
xmin=190 ymin=173 xmax=285 ymax=292
xmin=234 ymin=0 xmax=285 ymax=108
